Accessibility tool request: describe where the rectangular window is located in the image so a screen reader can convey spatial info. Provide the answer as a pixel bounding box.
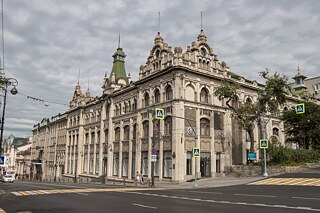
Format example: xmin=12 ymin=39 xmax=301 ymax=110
xmin=113 ymin=153 xmax=119 ymax=176
xmin=83 ymin=153 xmax=88 ymax=173
xmin=216 ymin=153 xmax=221 ymax=173
xmin=315 ymin=83 xmax=320 ymax=91
xmin=95 ymin=152 xmax=99 ymax=174
xmin=89 ymin=153 xmax=94 ymax=174
xmin=131 ymin=152 xmax=136 ymax=178
xmin=141 ymin=151 xmax=148 ymax=176
xmin=163 ymin=152 xmax=172 ymax=178
xmin=214 ymin=112 xmax=224 ymax=130
xmin=122 ymin=152 xmax=129 ymax=177
xmin=186 ymin=152 xmax=192 ymax=175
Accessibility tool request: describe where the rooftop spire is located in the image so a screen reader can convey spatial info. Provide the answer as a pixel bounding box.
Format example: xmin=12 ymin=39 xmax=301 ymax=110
xmin=158 ymin=11 xmax=160 ymax=34
xmin=201 ymin=11 xmax=203 ymax=31
xmin=118 ymin=31 xmax=121 ymax=48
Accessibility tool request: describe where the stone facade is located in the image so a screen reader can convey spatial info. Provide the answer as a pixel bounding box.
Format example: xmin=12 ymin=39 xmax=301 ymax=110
xmin=31 ymin=30 xmax=299 ymax=182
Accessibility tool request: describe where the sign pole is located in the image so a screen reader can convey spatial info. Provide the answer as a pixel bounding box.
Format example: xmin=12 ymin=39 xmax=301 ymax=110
xmin=263 ymin=148 xmax=268 ymax=177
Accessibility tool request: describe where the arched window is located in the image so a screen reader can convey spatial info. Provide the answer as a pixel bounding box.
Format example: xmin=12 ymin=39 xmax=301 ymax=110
xmin=133 ymin=99 xmax=137 ymax=111
xmin=123 ymin=126 xmax=130 ymax=140
xmin=200 ymin=47 xmax=206 ymax=56
xmin=114 ymin=127 xmax=120 ymax=141
xmin=144 ymin=92 xmax=150 ymax=107
xmin=200 ymin=118 xmax=210 ymax=136
xmin=165 ymin=85 xmax=173 ymax=101
xmin=200 ymin=88 xmax=209 ymax=103
xmin=232 ymin=96 xmax=239 ymax=109
xmin=155 ymin=49 xmax=160 ymax=58
xmin=245 ymin=97 xmax=252 ymax=103
xmin=164 ymin=117 xmax=172 ymax=135
xmin=154 ymin=89 xmax=161 ymax=104
xmin=272 ymin=127 xmax=279 ymax=137
xmin=143 ymin=121 xmax=149 ymax=138
xmin=153 ymin=119 xmax=160 ymax=137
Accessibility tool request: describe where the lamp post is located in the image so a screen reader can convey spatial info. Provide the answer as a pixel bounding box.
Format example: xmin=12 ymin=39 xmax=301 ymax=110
xmin=0 ymin=76 xmax=18 ymax=155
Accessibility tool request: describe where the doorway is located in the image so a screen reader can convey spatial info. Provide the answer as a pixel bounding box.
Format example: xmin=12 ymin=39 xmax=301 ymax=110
xmin=200 ymin=153 xmax=211 ymax=177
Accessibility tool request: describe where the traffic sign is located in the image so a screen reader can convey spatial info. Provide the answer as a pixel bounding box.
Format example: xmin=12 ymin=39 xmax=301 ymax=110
xmin=295 ymin=103 xmax=305 ymax=114
xmin=192 ymin=147 xmax=200 ymax=158
xmin=151 ymin=155 xmax=157 ymax=162
xmin=0 ymin=156 xmax=4 ymax=165
xmin=155 ymin=108 xmax=165 ymax=120
xmin=260 ymin=139 xmax=269 ymax=149
xmin=187 ymin=127 xmax=195 ymax=135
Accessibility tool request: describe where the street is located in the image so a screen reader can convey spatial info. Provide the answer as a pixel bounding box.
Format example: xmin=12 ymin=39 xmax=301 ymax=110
xmin=1 ymin=168 xmax=320 ymax=213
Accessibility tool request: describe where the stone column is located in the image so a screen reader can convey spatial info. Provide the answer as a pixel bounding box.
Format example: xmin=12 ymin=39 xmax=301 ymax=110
xmin=128 ymin=118 xmax=133 ymax=179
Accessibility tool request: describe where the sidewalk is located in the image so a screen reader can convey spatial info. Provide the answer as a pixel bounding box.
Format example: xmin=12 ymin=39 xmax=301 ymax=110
xmin=153 ymin=176 xmax=266 ymax=189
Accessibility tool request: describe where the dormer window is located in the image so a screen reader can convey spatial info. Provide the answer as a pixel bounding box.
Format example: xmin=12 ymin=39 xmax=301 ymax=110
xmin=155 ymin=49 xmax=160 ymax=58
xmin=200 ymin=47 xmax=206 ymax=57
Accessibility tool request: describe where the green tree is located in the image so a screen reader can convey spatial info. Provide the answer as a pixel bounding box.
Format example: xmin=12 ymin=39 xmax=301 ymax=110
xmin=214 ymin=69 xmax=290 ymax=153
xmin=282 ymin=101 xmax=320 ymax=150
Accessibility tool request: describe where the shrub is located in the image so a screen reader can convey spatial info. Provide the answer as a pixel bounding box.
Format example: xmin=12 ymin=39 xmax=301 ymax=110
xmin=267 ymin=144 xmax=320 ymax=166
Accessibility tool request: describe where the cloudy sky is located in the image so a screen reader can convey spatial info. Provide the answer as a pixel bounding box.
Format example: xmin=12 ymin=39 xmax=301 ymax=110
xmin=2 ymin=0 xmax=320 ymax=138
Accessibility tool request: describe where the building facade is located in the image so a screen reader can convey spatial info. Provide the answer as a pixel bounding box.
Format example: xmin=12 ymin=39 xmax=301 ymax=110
xmin=32 ymin=30 xmax=297 ymax=182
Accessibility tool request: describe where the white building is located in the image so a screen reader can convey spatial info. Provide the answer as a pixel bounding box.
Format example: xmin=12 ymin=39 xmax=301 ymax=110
xmin=32 ymin=30 xmax=298 ymax=182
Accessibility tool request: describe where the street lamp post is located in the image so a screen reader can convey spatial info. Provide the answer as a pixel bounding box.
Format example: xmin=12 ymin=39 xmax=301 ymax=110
xmin=0 ymin=76 xmax=18 ymax=155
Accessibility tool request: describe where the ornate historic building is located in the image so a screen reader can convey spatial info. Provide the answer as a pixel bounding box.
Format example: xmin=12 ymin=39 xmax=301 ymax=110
xmin=31 ymin=30 xmax=298 ymax=182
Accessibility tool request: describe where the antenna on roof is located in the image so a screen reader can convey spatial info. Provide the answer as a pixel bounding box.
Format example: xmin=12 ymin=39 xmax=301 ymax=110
xmin=201 ymin=11 xmax=203 ymax=31
xmin=118 ymin=31 xmax=121 ymax=48
xmin=157 ymin=11 xmax=161 ymax=34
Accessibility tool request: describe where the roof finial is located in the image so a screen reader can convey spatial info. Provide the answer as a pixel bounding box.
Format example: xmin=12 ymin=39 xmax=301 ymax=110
xmin=157 ymin=11 xmax=161 ymax=34
xmin=87 ymin=78 xmax=90 ymax=90
xmin=201 ymin=11 xmax=203 ymax=31
xmin=118 ymin=31 xmax=121 ymax=48
xmin=297 ymin=65 xmax=300 ymax=73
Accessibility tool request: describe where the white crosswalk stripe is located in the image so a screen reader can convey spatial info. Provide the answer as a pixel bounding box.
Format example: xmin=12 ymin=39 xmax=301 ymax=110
xmin=248 ymin=178 xmax=320 ymax=186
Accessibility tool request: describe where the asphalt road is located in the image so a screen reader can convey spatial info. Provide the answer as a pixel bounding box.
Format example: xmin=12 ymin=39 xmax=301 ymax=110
xmin=0 ymin=168 xmax=319 ymax=213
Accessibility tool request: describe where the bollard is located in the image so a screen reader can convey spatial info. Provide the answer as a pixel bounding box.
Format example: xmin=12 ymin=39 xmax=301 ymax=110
xmin=123 ymin=179 xmax=126 ymax=186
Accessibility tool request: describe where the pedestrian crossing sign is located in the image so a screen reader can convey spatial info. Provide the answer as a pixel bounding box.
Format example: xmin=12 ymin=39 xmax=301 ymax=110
xmin=155 ymin=108 xmax=165 ymax=120
xmin=260 ymin=139 xmax=269 ymax=149
xmin=295 ymin=103 xmax=305 ymax=114
xmin=192 ymin=147 xmax=200 ymax=158
xmin=0 ymin=156 xmax=4 ymax=165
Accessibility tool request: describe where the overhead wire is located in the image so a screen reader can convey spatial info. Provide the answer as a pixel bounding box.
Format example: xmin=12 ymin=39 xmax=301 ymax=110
xmin=18 ymin=91 xmax=68 ymax=106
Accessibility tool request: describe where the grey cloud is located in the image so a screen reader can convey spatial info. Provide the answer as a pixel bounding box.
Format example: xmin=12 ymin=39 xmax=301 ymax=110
xmin=2 ymin=0 xmax=320 ymax=138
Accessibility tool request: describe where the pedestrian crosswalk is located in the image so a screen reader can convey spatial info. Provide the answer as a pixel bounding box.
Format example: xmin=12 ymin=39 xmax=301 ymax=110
xmin=11 ymin=187 xmax=169 ymax=197
xmin=248 ymin=178 xmax=320 ymax=186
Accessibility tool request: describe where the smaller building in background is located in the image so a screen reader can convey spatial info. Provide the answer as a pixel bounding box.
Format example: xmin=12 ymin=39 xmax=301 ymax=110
xmin=290 ymin=67 xmax=320 ymax=104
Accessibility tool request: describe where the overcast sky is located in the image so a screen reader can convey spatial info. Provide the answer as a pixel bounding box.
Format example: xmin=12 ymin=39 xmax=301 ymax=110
xmin=2 ymin=0 xmax=320 ymax=138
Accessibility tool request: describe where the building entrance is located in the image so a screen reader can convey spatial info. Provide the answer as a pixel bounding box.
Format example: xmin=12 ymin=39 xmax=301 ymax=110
xmin=200 ymin=153 xmax=211 ymax=177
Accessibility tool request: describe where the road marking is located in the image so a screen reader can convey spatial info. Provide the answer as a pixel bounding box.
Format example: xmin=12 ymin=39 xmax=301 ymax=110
xmin=292 ymin=197 xmax=320 ymax=201
xmin=132 ymin=203 xmax=157 ymax=209
xmin=234 ymin=193 xmax=276 ymax=198
xmin=187 ymin=191 xmax=223 ymax=195
xmin=11 ymin=192 xmax=22 ymax=196
xmin=126 ymin=191 xmax=320 ymax=212
xmin=249 ymin=178 xmax=320 ymax=186
xmin=10 ymin=187 xmax=172 ymax=197
xmin=76 ymin=193 xmax=89 ymax=196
